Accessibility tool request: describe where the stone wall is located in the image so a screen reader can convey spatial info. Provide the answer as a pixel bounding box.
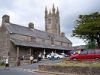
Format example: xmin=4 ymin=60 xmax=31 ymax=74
xmin=0 ymin=25 xmax=10 ymax=59
xmin=38 ymin=65 xmax=100 ymax=75
xmin=0 ymin=24 xmax=16 ymax=66
xmin=9 ymin=42 xmax=17 ymax=66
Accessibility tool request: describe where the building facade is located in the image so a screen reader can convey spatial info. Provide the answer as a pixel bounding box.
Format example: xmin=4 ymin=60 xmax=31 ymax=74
xmin=0 ymin=6 xmax=72 ymax=66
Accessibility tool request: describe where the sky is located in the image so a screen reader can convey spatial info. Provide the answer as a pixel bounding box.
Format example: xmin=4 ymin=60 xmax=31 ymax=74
xmin=0 ymin=0 xmax=100 ymax=46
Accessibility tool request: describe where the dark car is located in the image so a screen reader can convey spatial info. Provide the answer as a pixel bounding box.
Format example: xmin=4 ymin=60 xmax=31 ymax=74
xmin=70 ymin=49 xmax=100 ymax=60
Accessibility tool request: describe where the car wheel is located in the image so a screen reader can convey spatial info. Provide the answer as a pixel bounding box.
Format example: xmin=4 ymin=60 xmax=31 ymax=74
xmin=57 ymin=57 xmax=60 ymax=59
xmin=73 ymin=58 xmax=77 ymax=60
xmin=95 ymin=58 xmax=100 ymax=60
xmin=48 ymin=57 xmax=51 ymax=60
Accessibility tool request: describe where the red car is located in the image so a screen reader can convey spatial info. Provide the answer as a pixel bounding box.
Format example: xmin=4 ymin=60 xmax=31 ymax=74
xmin=70 ymin=49 xmax=100 ymax=60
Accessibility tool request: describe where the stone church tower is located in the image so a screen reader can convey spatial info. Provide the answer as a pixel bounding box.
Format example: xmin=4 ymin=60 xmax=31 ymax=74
xmin=45 ymin=5 xmax=60 ymax=35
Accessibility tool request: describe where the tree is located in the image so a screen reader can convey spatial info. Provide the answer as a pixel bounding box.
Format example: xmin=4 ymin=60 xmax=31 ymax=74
xmin=73 ymin=12 xmax=100 ymax=48
xmin=86 ymin=40 xmax=97 ymax=49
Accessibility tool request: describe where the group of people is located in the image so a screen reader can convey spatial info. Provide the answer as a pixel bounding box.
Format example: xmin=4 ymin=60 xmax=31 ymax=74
xmin=29 ymin=53 xmax=43 ymax=64
xmin=70 ymin=50 xmax=81 ymax=55
xmin=3 ymin=53 xmax=44 ymax=69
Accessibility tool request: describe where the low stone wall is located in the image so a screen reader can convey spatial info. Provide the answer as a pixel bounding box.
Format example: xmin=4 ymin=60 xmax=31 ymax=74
xmin=21 ymin=60 xmax=30 ymax=66
xmin=38 ymin=65 xmax=100 ymax=75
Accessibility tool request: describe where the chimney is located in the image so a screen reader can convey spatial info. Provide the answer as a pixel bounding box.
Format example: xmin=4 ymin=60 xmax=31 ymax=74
xmin=28 ymin=22 xmax=34 ymax=29
xmin=2 ymin=14 xmax=10 ymax=24
xmin=61 ymin=32 xmax=65 ymax=37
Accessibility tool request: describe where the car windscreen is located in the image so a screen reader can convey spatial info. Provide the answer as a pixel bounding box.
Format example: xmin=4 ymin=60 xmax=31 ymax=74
xmin=80 ymin=50 xmax=87 ymax=54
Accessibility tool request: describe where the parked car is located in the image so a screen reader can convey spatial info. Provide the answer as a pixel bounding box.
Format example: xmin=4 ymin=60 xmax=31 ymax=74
xmin=70 ymin=49 xmax=100 ymax=60
xmin=61 ymin=52 xmax=68 ymax=57
xmin=47 ymin=53 xmax=64 ymax=60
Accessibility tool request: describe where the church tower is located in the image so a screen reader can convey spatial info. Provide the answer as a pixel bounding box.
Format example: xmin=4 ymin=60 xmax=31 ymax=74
xmin=45 ymin=5 xmax=60 ymax=35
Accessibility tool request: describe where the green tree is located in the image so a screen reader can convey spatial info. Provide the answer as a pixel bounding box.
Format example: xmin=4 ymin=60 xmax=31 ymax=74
xmin=73 ymin=12 xmax=100 ymax=48
xmin=86 ymin=40 xmax=97 ymax=49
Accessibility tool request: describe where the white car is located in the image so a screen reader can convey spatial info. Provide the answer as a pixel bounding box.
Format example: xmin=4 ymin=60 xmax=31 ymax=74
xmin=61 ymin=53 xmax=68 ymax=57
xmin=47 ymin=53 xmax=64 ymax=59
xmin=47 ymin=54 xmax=52 ymax=59
xmin=54 ymin=53 xmax=64 ymax=59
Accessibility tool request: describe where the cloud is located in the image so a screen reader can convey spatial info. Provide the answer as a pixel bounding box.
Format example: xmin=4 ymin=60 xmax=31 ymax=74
xmin=0 ymin=0 xmax=100 ymax=46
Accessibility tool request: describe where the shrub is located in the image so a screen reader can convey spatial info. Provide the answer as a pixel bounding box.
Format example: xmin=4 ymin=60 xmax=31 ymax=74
xmin=0 ymin=60 xmax=5 ymax=66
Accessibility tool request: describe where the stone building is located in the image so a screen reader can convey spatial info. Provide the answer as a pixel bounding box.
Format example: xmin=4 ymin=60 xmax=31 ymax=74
xmin=45 ymin=5 xmax=60 ymax=35
xmin=0 ymin=6 xmax=72 ymax=66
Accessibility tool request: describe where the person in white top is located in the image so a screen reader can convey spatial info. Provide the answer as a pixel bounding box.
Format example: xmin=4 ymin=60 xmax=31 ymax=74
xmin=38 ymin=53 xmax=42 ymax=61
xmin=5 ymin=57 xmax=9 ymax=69
xmin=30 ymin=56 xmax=33 ymax=64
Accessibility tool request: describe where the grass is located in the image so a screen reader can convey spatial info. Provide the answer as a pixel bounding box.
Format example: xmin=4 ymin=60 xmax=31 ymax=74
xmin=0 ymin=65 xmax=4 ymax=69
xmin=55 ymin=59 xmax=100 ymax=67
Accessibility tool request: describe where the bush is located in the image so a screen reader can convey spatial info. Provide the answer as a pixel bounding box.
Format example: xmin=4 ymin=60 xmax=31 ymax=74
xmin=0 ymin=60 xmax=5 ymax=66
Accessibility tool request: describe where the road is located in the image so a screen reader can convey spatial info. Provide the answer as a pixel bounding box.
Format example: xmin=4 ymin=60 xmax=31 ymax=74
xmin=0 ymin=68 xmax=50 ymax=75
xmin=0 ymin=59 xmax=60 ymax=75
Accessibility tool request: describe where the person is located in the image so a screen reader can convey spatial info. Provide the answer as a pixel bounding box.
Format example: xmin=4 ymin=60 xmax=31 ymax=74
xmin=51 ymin=51 xmax=54 ymax=59
xmin=77 ymin=50 xmax=81 ymax=54
xmin=5 ymin=57 xmax=9 ymax=70
xmin=38 ymin=53 xmax=42 ymax=61
xmin=30 ymin=56 xmax=33 ymax=64
xmin=17 ymin=56 xmax=21 ymax=66
xmin=42 ymin=54 xmax=45 ymax=59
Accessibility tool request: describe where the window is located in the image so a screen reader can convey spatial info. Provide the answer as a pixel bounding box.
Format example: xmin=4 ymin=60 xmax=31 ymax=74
xmin=80 ymin=51 xmax=87 ymax=54
xmin=61 ymin=42 xmax=62 ymax=46
xmin=68 ymin=43 xmax=69 ymax=46
xmin=31 ymin=37 xmax=36 ymax=42
xmin=88 ymin=50 xmax=95 ymax=54
xmin=48 ymin=18 xmax=51 ymax=24
xmin=51 ymin=37 xmax=54 ymax=45
xmin=42 ymin=39 xmax=45 ymax=43
xmin=95 ymin=50 xmax=100 ymax=54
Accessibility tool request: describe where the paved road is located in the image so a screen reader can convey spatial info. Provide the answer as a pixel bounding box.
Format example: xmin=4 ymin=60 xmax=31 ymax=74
xmin=0 ymin=59 xmax=60 ymax=75
xmin=0 ymin=68 xmax=50 ymax=75
xmin=19 ymin=59 xmax=60 ymax=70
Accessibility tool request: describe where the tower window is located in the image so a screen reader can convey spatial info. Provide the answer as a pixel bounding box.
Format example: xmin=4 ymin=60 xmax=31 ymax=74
xmin=48 ymin=18 xmax=51 ymax=24
xmin=56 ymin=19 xmax=58 ymax=23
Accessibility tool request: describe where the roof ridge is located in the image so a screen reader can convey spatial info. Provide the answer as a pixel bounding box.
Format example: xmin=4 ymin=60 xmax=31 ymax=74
xmin=10 ymin=23 xmax=66 ymax=37
xmin=10 ymin=23 xmax=48 ymax=33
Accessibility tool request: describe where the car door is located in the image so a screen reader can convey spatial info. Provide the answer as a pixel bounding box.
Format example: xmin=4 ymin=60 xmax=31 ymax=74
xmin=95 ymin=50 xmax=100 ymax=58
xmin=87 ymin=50 xmax=95 ymax=59
xmin=79 ymin=50 xmax=88 ymax=59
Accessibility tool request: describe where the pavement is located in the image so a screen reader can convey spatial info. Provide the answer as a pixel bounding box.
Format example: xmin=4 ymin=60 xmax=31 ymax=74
xmin=0 ymin=68 xmax=51 ymax=75
xmin=18 ymin=59 xmax=60 ymax=70
xmin=0 ymin=59 xmax=61 ymax=75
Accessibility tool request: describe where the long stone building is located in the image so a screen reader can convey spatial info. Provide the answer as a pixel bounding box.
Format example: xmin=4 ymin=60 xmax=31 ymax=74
xmin=0 ymin=6 xmax=72 ymax=66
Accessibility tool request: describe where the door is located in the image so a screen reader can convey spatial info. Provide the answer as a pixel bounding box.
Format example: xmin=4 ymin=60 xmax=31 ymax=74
xmin=95 ymin=50 xmax=100 ymax=58
xmin=79 ymin=51 xmax=88 ymax=59
xmin=87 ymin=50 xmax=95 ymax=59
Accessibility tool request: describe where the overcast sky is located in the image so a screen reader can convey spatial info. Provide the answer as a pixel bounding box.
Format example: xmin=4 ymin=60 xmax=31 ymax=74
xmin=0 ymin=0 xmax=100 ymax=46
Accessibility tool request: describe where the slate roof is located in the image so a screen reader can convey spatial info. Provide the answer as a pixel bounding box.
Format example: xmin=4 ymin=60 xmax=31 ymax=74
xmin=11 ymin=39 xmax=73 ymax=50
xmin=6 ymin=23 xmax=72 ymax=43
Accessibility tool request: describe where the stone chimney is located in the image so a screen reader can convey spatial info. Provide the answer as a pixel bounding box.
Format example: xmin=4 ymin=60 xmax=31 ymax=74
xmin=61 ymin=32 xmax=65 ymax=37
xmin=28 ymin=22 xmax=34 ymax=29
xmin=2 ymin=14 xmax=10 ymax=24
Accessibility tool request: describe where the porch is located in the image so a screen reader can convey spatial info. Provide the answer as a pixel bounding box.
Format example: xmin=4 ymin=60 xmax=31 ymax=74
xmin=11 ymin=39 xmax=73 ymax=66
